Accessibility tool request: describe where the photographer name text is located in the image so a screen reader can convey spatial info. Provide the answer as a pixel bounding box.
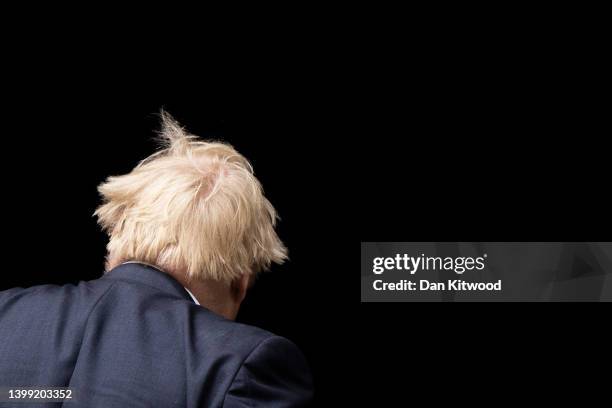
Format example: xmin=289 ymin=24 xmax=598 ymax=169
xmin=373 ymin=279 xmax=502 ymax=292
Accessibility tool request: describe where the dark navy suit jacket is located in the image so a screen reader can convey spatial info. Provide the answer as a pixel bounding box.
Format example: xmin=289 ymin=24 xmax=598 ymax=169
xmin=0 ymin=263 xmax=313 ymax=407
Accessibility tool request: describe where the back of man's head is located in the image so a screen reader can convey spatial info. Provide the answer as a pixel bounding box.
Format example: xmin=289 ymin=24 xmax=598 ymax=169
xmin=94 ymin=112 xmax=287 ymax=288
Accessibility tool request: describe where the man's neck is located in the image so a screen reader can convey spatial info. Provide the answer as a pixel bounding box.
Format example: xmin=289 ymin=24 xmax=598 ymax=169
xmin=119 ymin=260 xmax=239 ymax=320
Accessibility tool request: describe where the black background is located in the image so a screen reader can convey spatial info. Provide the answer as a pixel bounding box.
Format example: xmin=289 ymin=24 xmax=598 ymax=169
xmin=356 ymin=25 xmax=610 ymax=406
xmin=2 ymin=15 xmax=609 ymax=405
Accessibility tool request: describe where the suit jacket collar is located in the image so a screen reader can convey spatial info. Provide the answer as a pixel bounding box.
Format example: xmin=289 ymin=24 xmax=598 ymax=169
xmin=104 ymin=262 xmax=195 ymax=303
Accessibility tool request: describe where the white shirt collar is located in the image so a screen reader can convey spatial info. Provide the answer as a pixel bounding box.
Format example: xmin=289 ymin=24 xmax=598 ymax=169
xmin=183 ymin=287 xmax=200 ymax=305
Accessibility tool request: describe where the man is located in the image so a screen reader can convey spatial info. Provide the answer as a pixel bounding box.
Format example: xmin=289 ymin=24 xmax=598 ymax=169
xmin=0 ymin=113 xmax=313 ymax=407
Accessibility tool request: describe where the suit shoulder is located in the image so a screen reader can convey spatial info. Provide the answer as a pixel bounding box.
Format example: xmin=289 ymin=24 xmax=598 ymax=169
xmin=224 ymin=330 xmax=314 ymax=406
xmin=183 ymin=304 xmax=309 ymax=369
xmin=0 ymin=277 xmax=115 ymax=310
xmin=190 ymin=305 xmax=278 ymax=351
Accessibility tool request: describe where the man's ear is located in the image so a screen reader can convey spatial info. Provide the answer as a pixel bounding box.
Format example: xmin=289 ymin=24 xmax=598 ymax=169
xmin=231 ymin=273 xmax=251 ymax=304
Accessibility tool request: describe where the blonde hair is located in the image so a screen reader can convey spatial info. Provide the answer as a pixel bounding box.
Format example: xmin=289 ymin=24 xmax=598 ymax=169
xmin=94 ymin=112 xmax=287 ymax=283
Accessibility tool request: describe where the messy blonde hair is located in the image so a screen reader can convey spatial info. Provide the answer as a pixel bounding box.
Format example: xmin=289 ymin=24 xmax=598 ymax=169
xmin=94 ymin=112 xmax=287 ymax=283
